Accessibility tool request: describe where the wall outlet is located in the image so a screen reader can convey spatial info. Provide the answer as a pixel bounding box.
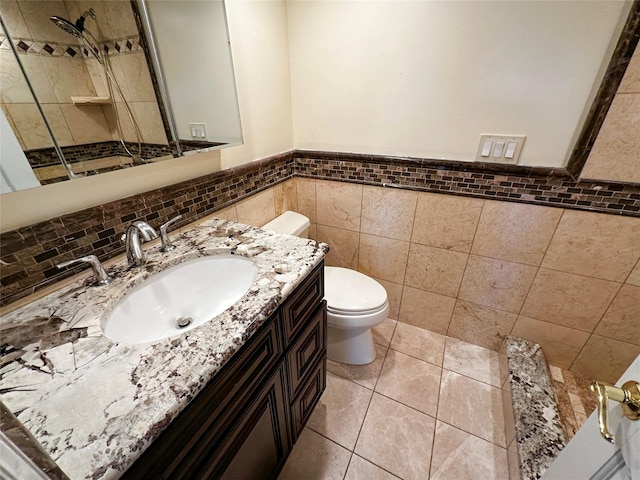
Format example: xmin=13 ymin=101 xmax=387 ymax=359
xmin=189 ymin=123 xmax=207 ymax=140
xmin=475 ymin=134 xmax=526 ymax=164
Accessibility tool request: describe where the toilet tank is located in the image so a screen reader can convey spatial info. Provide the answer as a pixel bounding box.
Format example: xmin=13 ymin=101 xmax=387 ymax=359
xmin=262 ymin=211 xmax=310 ymax=238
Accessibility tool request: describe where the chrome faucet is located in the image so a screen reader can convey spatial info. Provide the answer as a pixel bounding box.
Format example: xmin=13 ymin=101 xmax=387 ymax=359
xmin=57 ymin=254 xmax=111 ymax=285
xmin=124 ymin=221 xmax=159 ymax=267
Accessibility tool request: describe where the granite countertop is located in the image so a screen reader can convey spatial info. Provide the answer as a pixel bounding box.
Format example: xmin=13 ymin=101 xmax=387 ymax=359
xmin=0 ymin=218 xmax=329 ymax=480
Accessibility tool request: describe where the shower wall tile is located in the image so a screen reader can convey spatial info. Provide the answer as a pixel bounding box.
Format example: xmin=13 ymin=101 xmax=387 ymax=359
xmin=316 ymin=225 xmax=359 ymax=270
xmin=41 ymin=104 xmax=74 ymax=147
xmin=5 ymin=104 xmax=56 ymax=149
xmin=447 ymin=300 xmax=517 ymax=352
xmin=571 ymin=335 xmax=640 ymax=384
xmin=60 ymin=104 xmax=112 ymax=145
xmin=360 ymin=186 xmax=417 ymax=241
xmin=18 ymin=1 xmax=77 ymax=45
xmin=520 ymin=269 xmax=620 ymax=332
xmin=541 ymin=210 xmax=640 ymax=283
xmin=471 ymin=201 xmax=563 ymax=266
xmin=593 ymin=284 xmax=640 ymax=345
xmin=40 ymin=56 xmax=96 ymax=104
xmin=458 ymin=256 xmax=537 ymax=314
xmin=358 ymin=233 xmax=409 ymax=284
xmin=101 ymin=0 xmax=138 ymax=38
xmin=1 ymin=0 xmax=31 ymax=39
xmin=110 ymin=53 xmax=157 ymax=103
xmin=405 ymin=243 xmax=467 ymax=297
xmin=411 ymin=192 xmax=483 ymax=253
xmin=0 ymin=52 xmax=55 ymax=104
xmin=510 ymin=316 xmax=590 ymax=369
xmin=316 ymin=180 xmax=362 ymax=231
xmin=398 ymin=286 xmax=456 ymax=335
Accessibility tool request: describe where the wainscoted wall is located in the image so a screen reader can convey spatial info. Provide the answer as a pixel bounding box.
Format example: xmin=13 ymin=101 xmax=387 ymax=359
xmin=249 ymin=179 xmax=640 ymax=384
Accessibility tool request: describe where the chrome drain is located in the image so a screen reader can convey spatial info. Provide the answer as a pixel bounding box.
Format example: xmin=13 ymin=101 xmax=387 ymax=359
xmin=176 ymin=317 xmax=193 ymax=328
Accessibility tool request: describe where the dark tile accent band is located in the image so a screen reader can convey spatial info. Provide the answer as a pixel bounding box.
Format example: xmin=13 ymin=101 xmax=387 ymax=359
xmin=1 ymin=150 xmax=639 ymax=307
xmin=566 ymin=1 xmax=640 ymax=176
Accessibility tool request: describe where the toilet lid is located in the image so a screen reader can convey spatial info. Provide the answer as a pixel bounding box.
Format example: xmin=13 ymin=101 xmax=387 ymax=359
xmin=324 ymin=267 xmax=388 ymax=314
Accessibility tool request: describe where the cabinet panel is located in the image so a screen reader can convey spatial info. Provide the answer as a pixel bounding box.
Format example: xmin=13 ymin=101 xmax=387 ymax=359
xmin=286 ymin=302 xmax=326 ymax=398
xmin=283 ymin=263 xmax=324 ymax=343
xmin=291 ymin=357 xmax=327 ymax=440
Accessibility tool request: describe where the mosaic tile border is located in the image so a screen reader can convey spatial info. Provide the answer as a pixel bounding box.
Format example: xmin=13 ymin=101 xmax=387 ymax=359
xmin=1 ymin=150 xmax=639 ymax=307
xmin=0 ymin=34 xmax=143 ymax=59
xmin=294 ymin=151 xmax=640 ymax=216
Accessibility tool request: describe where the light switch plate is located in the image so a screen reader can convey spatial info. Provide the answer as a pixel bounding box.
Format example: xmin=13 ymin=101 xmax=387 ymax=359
xmin=475 ymin=134 xmax=526 ymax=164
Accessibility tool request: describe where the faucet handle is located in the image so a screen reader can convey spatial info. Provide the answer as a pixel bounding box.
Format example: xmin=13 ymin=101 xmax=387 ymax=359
xmin=159 ymin=215 xmax=182 ymax=252
xmin=591 ymin=380 xmax=640 ymax=444
xmin=57 ymin=254 xmax=111 ymax=286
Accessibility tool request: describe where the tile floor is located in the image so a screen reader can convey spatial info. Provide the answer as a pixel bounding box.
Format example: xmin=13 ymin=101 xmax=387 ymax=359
xmin=278 ymin=318 xmax=509 ymax=480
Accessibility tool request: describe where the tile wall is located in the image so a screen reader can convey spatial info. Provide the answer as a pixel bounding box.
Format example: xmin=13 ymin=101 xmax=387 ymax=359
xmin=0 ymin=0 xmax=167 ymax=154
xmin=281 ymin=178 xmax=640 ymax=384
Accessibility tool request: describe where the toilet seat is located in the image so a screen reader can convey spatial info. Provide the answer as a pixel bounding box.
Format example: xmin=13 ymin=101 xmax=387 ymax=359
xmin=324 ymin=266 xmax=388 ymax=314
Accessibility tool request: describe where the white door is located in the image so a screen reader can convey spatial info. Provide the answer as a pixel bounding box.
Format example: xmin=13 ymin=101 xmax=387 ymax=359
xmin=542 ymin=355 xmax=640 ymax=480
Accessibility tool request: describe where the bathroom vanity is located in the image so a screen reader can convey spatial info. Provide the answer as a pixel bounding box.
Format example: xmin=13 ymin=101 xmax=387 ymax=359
xmin=0 ymin=218 xmax=329 ymax=479
xmin=123 ymin=262 xmax=327 ymax=478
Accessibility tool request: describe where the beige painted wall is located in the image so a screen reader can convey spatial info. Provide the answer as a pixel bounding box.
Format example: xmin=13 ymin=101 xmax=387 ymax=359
xmin=232 ymin=178 xmax=640 ymax=384
xmin=286 ymin=1 xmax=630 ymax=167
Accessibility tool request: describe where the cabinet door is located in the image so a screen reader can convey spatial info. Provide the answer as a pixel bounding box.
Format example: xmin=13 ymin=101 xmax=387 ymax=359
xmin=194 ymin=365 xmax=292 ymax=480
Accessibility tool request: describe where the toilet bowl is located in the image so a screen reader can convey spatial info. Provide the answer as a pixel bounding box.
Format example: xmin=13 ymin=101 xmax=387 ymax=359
xmin=262 ymin=211 xmax=389 ymax=365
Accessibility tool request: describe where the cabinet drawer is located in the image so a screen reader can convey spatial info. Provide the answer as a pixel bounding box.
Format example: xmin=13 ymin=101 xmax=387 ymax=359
xmin=282 ymin=262 xmax=324 ymax=343
xmin=286 ymin=302 xmax=326 ymax=398
xmin=291 ymin=357 xmax=326 ymax=440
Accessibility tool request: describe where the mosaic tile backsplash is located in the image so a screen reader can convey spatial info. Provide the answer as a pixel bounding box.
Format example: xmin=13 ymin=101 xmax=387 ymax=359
xmin=1 ymin=151 xmax=639 ymax=306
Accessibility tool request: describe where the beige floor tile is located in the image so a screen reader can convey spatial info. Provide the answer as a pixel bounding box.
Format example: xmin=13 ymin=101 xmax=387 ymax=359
xmin=511 ymin=316 xmax=590 ymax=369
xmin=438 ymin=370 xmax=506 ymax=447
xmin=412 ymin=192 xmax=484 ymax=253
xmin=372 ymin=317 xmax=397 ymax=347
xmin=278 ymin=427 xmax=351 ymax=480
xmin=375 ymin=349 xmax=442 ymax=416
xmin=447 ymin=300 xmax=517 ymax=352
xmin=594 ymin=284 xmax=640 ymax=345
xmin=430 ymin=421 xmax=508 ymax=480
xmin=316 ymin=180 xmax=363 ymax=231
xmin=471 ymin=201 xmax=562 ymax=266
xmin=398 ymin=286 xmax=456 ymax=334
xmin=520 ymin=268 xmax=620 ymax=332
xmin=390 ymin=321 xmax=446 ymax=366
xmin=345 ymin=455 xmax=400 ymax=480
xmin=355 ymin=393 xmax=436 ymax=480
xmin=443 ymin=337 xmax=501 ymax=387
xmin=328 ymin=344 xmax=388 ymax=390
xmin=458 ymin=255 xmax=537 ymax=314
xmin=358 ymin=234 xmax=410 ymax=284
xmin=541 ymin=209 xmax=640 ymax=283
xmin=316 ymin=225 xmax=360 ymax=270
xmin=405 ymin=243 xmax=468 ymax=297
xmin=306 ymin=372 xmax=373 ymax=450
xmin=571 ymin=335 xmax=640 ymax=384
xmin=361 ymin=186 xmax=418 ymax=241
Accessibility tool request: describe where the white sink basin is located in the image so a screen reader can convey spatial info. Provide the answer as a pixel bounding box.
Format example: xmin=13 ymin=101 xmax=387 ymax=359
xmin=104 ymin=255 xmax=257 ymax=345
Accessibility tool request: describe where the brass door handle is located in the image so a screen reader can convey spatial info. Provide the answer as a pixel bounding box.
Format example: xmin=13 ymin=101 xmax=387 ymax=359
xmin=590 ymin=380 xmax=640 ymax=444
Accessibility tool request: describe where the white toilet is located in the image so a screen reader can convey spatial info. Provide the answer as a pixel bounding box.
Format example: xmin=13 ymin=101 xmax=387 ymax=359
xmin=263 ymin=211 xmax=389 ymax=365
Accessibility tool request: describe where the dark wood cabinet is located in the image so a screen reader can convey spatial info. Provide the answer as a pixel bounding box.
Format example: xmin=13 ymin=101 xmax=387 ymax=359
xmin=123 ymin=261 xmax=326 ymax=480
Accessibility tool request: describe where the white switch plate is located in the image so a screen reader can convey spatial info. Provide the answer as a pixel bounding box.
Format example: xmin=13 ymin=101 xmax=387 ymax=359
xmin=189 ymin=123 xmax=207 ymax=140
xmin=475 ymin=134 xmax=526 ymax=164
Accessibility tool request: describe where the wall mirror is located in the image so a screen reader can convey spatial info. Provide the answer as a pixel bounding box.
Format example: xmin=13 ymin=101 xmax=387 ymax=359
xmin=0 ymin=0 xmax=242 ymax=193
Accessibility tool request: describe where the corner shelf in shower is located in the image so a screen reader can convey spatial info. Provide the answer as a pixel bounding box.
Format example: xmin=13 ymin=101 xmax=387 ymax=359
xmin=70 ymin=96 xmax=112 ymax=105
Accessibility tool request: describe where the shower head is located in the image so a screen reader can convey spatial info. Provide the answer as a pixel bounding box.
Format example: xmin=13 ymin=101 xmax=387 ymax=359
xmin=50 ymin=16 xmax=83 ymax=38
xmin=50 ymin=8 xmax=96 ymax=38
